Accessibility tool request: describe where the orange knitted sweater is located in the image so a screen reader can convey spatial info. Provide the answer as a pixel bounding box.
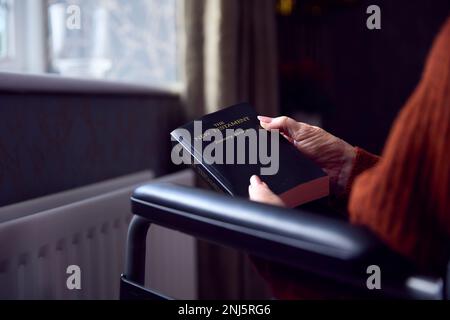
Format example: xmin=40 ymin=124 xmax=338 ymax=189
xmin=349 ymin=16 xmax=450 ymax=274
xmin=256 ymin=16 xmax=450 ymax=299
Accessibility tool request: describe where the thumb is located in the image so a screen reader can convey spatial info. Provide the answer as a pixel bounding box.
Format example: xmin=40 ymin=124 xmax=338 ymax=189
xmin=248 ymin=175 xmax=285 ymax=207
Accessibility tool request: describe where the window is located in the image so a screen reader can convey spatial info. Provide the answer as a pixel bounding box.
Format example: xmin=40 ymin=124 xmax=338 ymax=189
xmin=47 ymin=0 xmax=181 ymax=88
xmin=0 ymin=0 xmax=182 ymax=89
xmin=0 ymin=0 xmax=46 ymax=73
xmin=0 ymin=0 xmax=14 ymax=61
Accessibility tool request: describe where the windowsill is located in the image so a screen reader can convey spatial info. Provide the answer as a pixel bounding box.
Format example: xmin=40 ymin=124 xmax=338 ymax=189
xmin=0 ymin=71 xmax=182 ymax=97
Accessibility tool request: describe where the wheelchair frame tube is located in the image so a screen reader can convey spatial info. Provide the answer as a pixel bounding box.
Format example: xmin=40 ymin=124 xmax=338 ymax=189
xmin=124 ymin=215 xmax=152 ymax=285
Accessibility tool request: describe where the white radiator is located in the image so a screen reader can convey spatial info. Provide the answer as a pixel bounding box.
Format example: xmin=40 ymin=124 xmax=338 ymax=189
xmin=0 ymin=170 xmax=197 ymax=300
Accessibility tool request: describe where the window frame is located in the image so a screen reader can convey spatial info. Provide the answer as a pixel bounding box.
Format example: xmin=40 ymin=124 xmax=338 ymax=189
xmin=0 ymin=0 xmax=16 ymax=67
xmin=0 ymin=0 xmax=183 ymax=93
xmin=0 ymin=0 xmax=47 ymax=73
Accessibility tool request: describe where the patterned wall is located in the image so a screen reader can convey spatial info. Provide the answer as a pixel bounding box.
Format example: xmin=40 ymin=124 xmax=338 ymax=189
xmin=0 ymin=90 xmax=184 ymax=207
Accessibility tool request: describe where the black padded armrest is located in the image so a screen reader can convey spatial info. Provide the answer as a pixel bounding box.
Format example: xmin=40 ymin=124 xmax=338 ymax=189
xmin=128 ymin=182 xmax=444 ymax=299
xmin=133 ymin=183 xmax=378 ymax=260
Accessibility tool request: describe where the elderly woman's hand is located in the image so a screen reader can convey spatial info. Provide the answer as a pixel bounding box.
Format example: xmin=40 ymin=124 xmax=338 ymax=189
xmin=248 ymin=175 xmax=286 ymax=207
xmin=248 ymin=116 xmax=356 ymax=206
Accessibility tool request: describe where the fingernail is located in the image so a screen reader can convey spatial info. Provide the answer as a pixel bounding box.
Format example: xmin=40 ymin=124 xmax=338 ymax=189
xmin=257 ymin=116 xmax=273 ymax=124
xmin=250 ymin=175 xmax=263 ymax=186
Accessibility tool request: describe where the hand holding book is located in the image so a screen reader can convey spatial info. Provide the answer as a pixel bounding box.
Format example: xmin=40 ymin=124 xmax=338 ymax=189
xmin=172 ymin=103 xmax=331 ymax=208
xmin=249 ymin=116 xmax=356 ymax=206
xmin=248 ymin=175 xmax=286 ymax=207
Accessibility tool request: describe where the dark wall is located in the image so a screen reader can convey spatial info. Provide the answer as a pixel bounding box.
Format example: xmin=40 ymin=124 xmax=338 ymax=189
xmin=278 ymin=0 xmax=450 ymax=153
xmin=0 ymin=77 xmax=184 ymax=206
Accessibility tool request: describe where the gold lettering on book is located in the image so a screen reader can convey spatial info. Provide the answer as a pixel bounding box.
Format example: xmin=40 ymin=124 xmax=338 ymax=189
xmin=194 ymin=117 xmax=251 ymax=141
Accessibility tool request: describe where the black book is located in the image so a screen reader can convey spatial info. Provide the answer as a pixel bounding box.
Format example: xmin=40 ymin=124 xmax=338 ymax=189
xmin=171 ymin=103 xmax=329 ymax=208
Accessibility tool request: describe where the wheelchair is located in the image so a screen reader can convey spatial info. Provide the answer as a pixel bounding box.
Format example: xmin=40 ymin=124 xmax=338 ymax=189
xmin=120 ymin=181 xmax=449 ymax=300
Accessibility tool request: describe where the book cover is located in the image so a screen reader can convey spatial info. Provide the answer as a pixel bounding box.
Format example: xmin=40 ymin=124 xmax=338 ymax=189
xmin=171 ymin=102 xmax=329 ymax=208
